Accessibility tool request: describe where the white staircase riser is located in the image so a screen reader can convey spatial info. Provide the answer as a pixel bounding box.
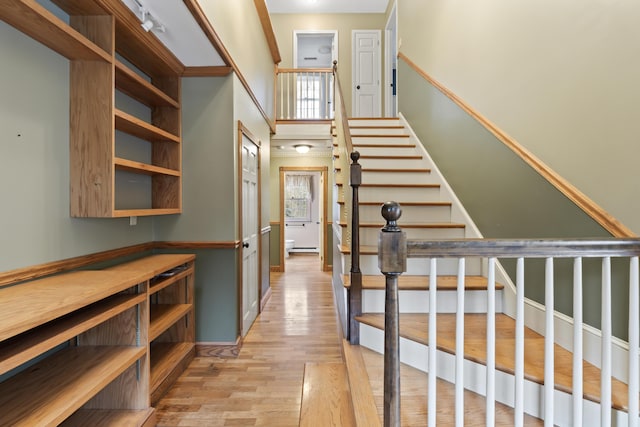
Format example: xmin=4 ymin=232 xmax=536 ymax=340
xmin=358 ymin=186 xmax=441 ymax=203
xmin=359 ymin=324 xmax=637 ymax=427
xmin=349 ymin=119 xmax=401 ymax=127
xmin=359 ymin=227 xmax=466 ymax=245
xmin=362 ymin=289 xmax=503 ymax=314
xmin=361 ymin=171 xmax=437 ymax=185
xmin=357 ymin=158 xmax=427 ymax=169
xmin=352 ymin=255 xmax=484 ymax=276
xmin=358 ymin=204 xmax=452 ymax=223
xmin=350 ymin=128 xmax=408 ymax=136
xmin=352 ymin=140 xmax=415 ymax=150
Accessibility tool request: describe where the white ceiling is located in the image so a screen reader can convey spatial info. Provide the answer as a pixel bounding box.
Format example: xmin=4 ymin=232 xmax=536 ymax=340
xmin=265 ymin=0 xmax=389 ymax=14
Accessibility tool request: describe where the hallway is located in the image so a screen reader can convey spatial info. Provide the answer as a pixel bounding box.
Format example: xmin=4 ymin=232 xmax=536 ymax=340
xmin=155 ymin=254 xmax=342 ymax=426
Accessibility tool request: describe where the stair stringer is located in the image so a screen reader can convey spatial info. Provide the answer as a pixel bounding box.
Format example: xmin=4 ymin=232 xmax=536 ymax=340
xmin=360 ymin=323 xmax=634 ymax=426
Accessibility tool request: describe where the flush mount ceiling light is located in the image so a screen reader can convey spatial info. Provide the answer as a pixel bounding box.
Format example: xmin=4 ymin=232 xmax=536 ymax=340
xmin=294 ymin=144 xmax=311 ymax=154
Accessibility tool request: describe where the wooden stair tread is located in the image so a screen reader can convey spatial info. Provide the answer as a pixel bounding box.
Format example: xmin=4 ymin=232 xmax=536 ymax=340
xmin=351 ymin=134 xmax=410 ymax=138
xmin=338 ymin=201 xmax=452 ymax=207
xmin=355 ymin=313 xmax=632 ymax=411
xmin=334 ymin=154 xmax=422 ymax=159
xmin=343 ymin=275 xmax=503 ymax=291
xmin=352 ymin=143 xmax=415 ymax=148
xmin=339 ymin=245 xmax=377 ymax=255
xmin=349 ymin=125 xmax=405 ymax=129
xmin=338 ymin=221 xmax=465 ymax=229
xmin=358 ymin=346 xmax=544 ymax=425
xmin=359 ymin=183 xmax=439 ymax=188
xmin=362 ymin=168 xmax=431 ymax=173
xmin=299 ymin=363 xmax=356 ymax=427
xmin=342 ymin=341 xmax=381 ymax=427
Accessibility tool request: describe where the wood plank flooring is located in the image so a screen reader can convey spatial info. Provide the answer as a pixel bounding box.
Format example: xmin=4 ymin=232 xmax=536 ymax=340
xmin=155 ymin=254 xmax=343 ymax=426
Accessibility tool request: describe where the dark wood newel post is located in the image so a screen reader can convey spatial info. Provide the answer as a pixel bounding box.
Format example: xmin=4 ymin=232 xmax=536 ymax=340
xmin=349 ymin=151 xmax=362 ymax=344
xmin=379 ymin=201 xmax=406 ymax=427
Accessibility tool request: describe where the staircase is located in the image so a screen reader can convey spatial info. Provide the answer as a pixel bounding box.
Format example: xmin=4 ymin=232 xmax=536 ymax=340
xmin=334 ymin=117 xmax=638 ymax=426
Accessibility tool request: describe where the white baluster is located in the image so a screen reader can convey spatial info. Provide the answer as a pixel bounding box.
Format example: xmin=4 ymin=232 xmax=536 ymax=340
xmin=486 ymin=257 xmax=496 ymax=426
xmin=601 ymin=257 xmax=612 ymax=427
xmin=456 ymin=258 xmax=465 ymax=427
xmin=573 ymin=257 xmax=583 ymax=426
xmin=515 ymin=258 xmax=525 ymax=427
xmin=545 ymin=257 xmax=554 ymax=427
xmin=629 ymin=257 xmax=639 ymax=427
xmin=428 ymin=258 xmax=437 ymax=427
xmin=287 ymin=72 xmax=291 ymax=119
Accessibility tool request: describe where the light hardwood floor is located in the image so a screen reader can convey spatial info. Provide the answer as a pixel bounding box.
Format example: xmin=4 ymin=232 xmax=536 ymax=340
xmin=155 ymin=254 xmax=343 ymax=426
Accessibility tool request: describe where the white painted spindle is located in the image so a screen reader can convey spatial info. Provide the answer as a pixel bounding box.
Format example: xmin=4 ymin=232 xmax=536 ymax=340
xmin=629 ymin=257 xmax=639 ymax=427
xmin=601 ymin=257 xmax=612 ymax=427
xmin=486 ymin=257 xmax=496 ymax=426
xmin=544 ymin=257 xmax=554 ymax=427
xmin=456 ymin=258 xmax=465 ymax=427
xmin=428 ymin=258 xmax=437 ymax=427
xmin=515 ymin=257 xmax=525 ymax=427
xmin=287 ymin=72 xmax=291 ymax=119
xmin=572 ymin=257 xmax=583 ymax=426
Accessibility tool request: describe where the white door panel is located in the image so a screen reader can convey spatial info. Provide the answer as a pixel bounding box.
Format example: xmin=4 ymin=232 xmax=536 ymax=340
xmin=242 ymin=135 xmax=259 ymax=337
xmin=353 ymin=30 xmax=381 ymax=117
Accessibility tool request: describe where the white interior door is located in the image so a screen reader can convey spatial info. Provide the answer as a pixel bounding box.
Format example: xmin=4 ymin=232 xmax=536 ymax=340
xmin=241 ymin=134 xmax=259 ymax=337
xmin=352 ymin=30 xmax=381 ymax=117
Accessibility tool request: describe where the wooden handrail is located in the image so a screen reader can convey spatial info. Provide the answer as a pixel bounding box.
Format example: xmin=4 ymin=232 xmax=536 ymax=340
xmin=276 ymin=67 xmax=334 ymax=74
xmin=333 ymin=61 xmax=354 ymax=155
xmin=398 ymin=52 xmax=635 ymax=238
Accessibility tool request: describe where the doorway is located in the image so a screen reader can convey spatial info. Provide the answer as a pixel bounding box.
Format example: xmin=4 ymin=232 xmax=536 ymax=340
xmin=293 ymin=30 xmax=338 ymax=68
xmin=279 ymin=166 xmax=329 ymax=272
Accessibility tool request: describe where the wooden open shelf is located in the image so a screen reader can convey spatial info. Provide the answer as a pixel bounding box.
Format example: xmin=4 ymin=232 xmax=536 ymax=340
xmin=0 ymin=346 xmax=145 ymax=426
xmin=115 ymin=157 xmax=181 ymax=177
xmin=0 ymin=293 xmax=145 ymax=375
xmin=150 ymin=342 xmax=195 ymax=392
xmin=150 ymin=304 xmax=193 ymax=341
xmin=0 ymin=270 xmax=144 ymax=342
xmin=115 ymin=110 xmax=181 ymax=143
xmin=115 ymin=60 xmax=180 ymax=108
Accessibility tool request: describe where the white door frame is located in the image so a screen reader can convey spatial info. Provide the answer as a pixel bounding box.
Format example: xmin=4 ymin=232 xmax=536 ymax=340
xmin=237 ymin=121 xmax=261 ymax=338
xmin=352 ymin=29 xmax=382 ymax=117
xmin=293 ymin=30 xmax=338 ymax=68
xmin=384 ymin=2 xmax=398 ymax=117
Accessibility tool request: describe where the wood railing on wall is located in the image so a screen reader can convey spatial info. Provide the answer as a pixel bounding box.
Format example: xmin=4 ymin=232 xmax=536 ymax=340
xmin=398 ymin=52 xmax=635 ymax=239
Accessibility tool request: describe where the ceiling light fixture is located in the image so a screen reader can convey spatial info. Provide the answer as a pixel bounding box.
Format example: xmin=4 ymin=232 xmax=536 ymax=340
xmin=294 ymin=144 xmax=311 ymax=154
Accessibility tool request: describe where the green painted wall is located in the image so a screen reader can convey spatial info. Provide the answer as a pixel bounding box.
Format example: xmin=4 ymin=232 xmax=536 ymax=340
xmin=398 ymin=60 xmax=632 ymax=338
xmin=0 ymin=22 xmax=153 ymax=273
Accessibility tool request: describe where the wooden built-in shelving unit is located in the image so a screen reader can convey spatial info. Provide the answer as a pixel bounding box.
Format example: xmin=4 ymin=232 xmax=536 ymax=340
xmin=0 ymin=0 xmax=184 ymax=217
xmin=0 ymin=270 xmax=152 ymax=426
xmin=0 ymin=253 xmax=196 ymax=425
xmin=107 ymin=254 xmax=196 ymax=405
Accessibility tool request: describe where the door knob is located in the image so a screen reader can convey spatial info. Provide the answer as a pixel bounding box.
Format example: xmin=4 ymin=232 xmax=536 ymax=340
xmin=356 ymin=85 xmax=361 ymax=90
xmin=242 ymin=242 xmax=250 ymax=248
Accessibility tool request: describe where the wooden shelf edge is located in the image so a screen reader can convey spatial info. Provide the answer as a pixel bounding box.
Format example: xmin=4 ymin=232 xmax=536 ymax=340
xmin=0 ymin=1 xmax=112 ymax=62
xmin=61 ymin=408 xmax=155 ymax=427
xmin=149 ymin=304 xmax=193 ymax=341
xmin=150 ymin=342 xmax=195 ymax=393
xmin=0 ymin=293 xmax=145 ymax=376
xmin=114 ymin=109 xmax=180 ymax=143
xmin=150 ymin=267 xmax=194 ymax=295
xmin=114 ymin=157 xmax=180 ymax=177
xmin=115 ymin=60 xmax=179 ymax=109
xmin=112 ymin=208 xmax=181 ymax=218
xmin=0 ymin=346 xmax=146 ymax=426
